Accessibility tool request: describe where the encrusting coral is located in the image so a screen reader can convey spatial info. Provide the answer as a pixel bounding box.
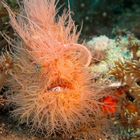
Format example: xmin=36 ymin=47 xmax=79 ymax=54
xmin=86 ymin=35 xmax=133 ymax=75
xmin=107 ymin=34 xmax=140 ymax=138
xmin=0 ymin=52 xmax=13 ymax=90
xmin=0 ymin=51 xmax=13 ymax=105
xmin=86 ymin=33 xmax=140 ymax=139
xmin=0 ymin=0 xmax=112 ymax=139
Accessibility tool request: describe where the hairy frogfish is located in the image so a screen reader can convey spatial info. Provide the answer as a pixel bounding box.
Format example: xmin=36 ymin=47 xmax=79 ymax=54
xmin=2 ymin=0 xmax=107 ymax=137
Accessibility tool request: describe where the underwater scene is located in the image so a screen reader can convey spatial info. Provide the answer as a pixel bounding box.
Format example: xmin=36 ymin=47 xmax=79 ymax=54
xmin=0 ymin=0 xmax=140 ymax=140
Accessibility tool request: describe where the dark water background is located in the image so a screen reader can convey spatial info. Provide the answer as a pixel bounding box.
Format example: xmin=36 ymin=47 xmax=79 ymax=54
xmin=58 ymin=0 xmax=140 ymax=39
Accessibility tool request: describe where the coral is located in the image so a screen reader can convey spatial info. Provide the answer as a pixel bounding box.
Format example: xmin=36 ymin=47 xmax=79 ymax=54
xmin=86 ymin=33 xmax=140 ymax=139
xmin=87 ymin=35 xmax=134 ymax=74
xmin=126 ymin=33 xmax=140 ymax=60
xmin=108 ymin=43 xmax=140 ymax=138
xmin=86 ymin=35 xmax=110 ymax=51
xmin=0 ymin=51 xmax=14 ymax=107
xmin=109 ymin=60 xmax=140 ymax=99
xmin=0 ymin=51 xmax=13 ymax=91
